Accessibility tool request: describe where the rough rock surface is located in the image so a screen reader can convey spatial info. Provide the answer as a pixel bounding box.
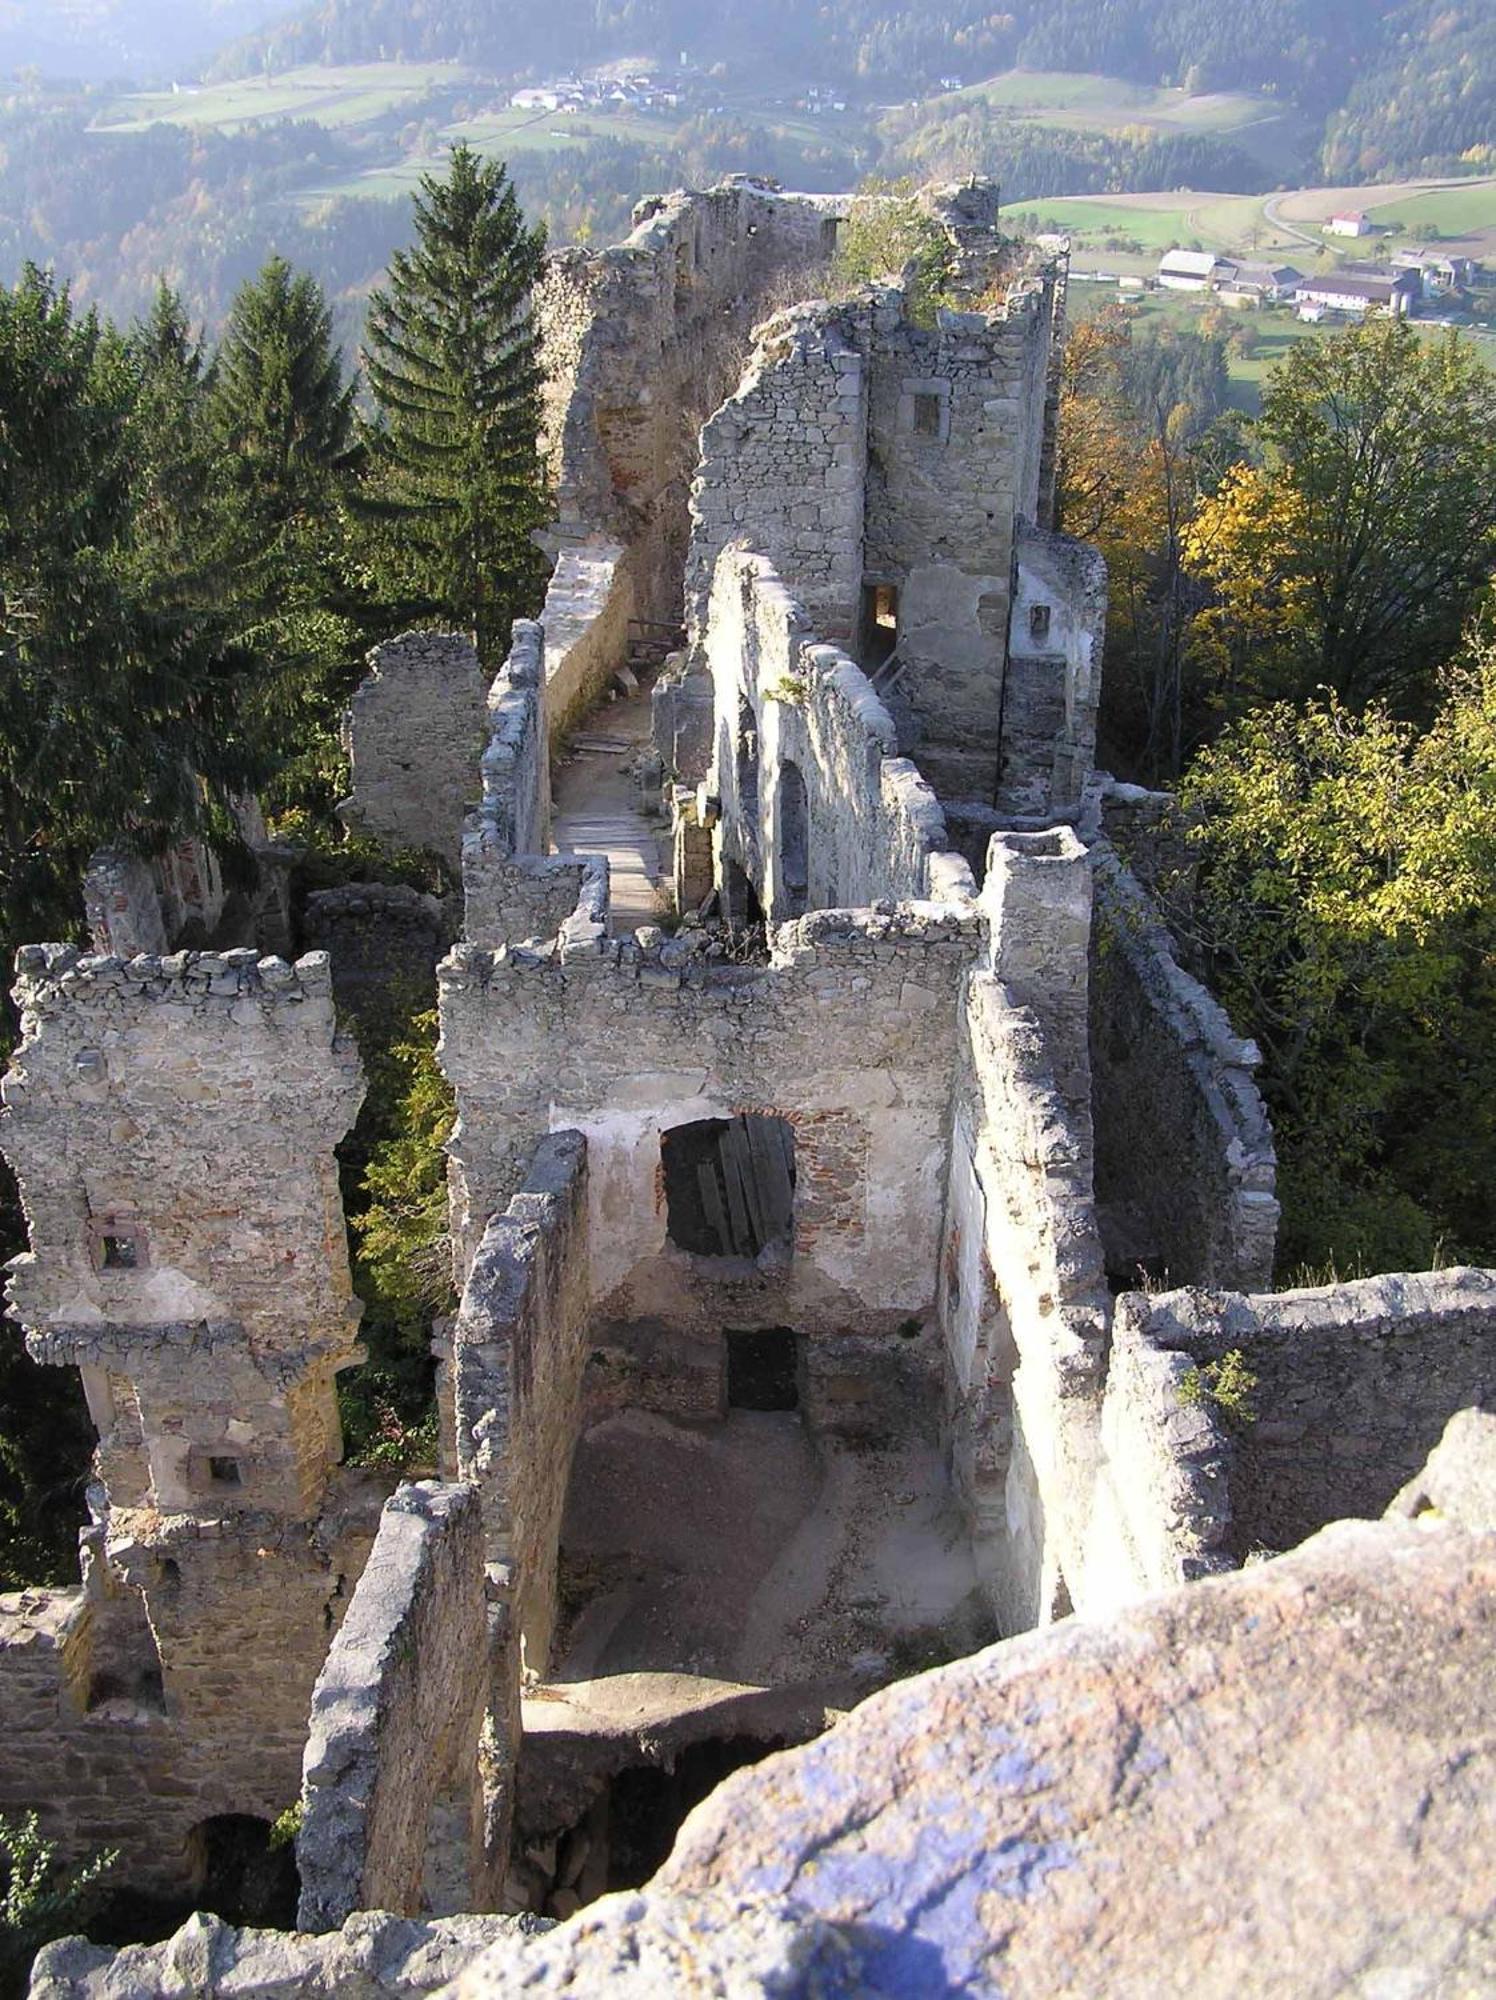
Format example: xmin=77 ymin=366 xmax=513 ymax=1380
xmin=32 ymin=1516 xmax=1496 ymax=2000
xmin=450 ymin=1517 xmax=1496 ymax=1998
xmin=30 ymin=1911 xmax=545 ymax=1999
xmin=1388 ymin=1407 xmax=1496 ymax=1532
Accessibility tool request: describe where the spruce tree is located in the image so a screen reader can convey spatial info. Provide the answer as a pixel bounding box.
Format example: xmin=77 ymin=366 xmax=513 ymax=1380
xmin=209 ymin=260 xmax=367 ymax=819
xmin=363 ymin=143 xmax=547 ymax=658
xmin=213 ymin=256 xmax=359 ymax=533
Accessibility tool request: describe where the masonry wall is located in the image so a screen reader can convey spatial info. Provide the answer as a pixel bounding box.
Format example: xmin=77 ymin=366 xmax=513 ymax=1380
xmin=452 ymin=1132 xmax=591 ymax=1673
xmin=439 ymin=906 xmax=980 ymax=1439
xmin=941 ymin=831 xmax=1110 ymax=1633
xmin=703 ymin=550 xmax=975 ymax=920
xmin=687 ymin=304 xmax=868 ymax=647
xmin=340 ymin=634 xmax=489 ymax=870
xmin=302 ymin=885 xmax=452 ymax=1020
xmin=0 ymin=945 xmax=385 ymax=1890
xmin=298 ymin=1483 xmax=493 ymax=1931
xmin=1003 ymin=523 xmax=1107 ymax=816
xmin=1102 ymin=1272 xmax=1496 ymax=1570
xmin=1089 ymin=845 xmax=1279 ymax=1291
xmin=534 ymin=180 xmax=838 ymax=740
xmin=862 ymin=295 xmax=1054 ymax=801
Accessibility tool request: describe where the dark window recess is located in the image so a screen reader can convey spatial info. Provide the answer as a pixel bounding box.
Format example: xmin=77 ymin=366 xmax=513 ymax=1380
xmin=661 ymin=1115 xmax=795 ymax=1259
xmin=778 ymin=763 xmax=809 ymax=918
xmin=736 ymin=693 xmax=760 ymax=829
xmin=207 ymin=1456 xmax=242 ymax=1488
xmin=727 ymin=1327 xmax=800 ymax=1411
xmin=102 ymin=1234 xmax=141 ymax=1270
xmin=1029 ymin=603 xmax=1053 ymax=645
xmin=912 ymin=391 xmax=943 ymax=437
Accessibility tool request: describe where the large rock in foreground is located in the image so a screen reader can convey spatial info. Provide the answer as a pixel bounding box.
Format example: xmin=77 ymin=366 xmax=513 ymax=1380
xmin=451 ymin=1516 xmax=1496 ymax=1998
xmin=34 ymin=1517 xmax=1495 ymax=1999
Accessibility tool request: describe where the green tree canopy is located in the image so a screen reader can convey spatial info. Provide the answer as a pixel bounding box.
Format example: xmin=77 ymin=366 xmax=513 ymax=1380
xmin=1184 ymin=321 xmax=1496 ymax=717
xmin=362 ymin=143 xmax=548 ymax=659
xmin=0 ymin=266 xmax=264 ymax=942
xmin=213 ymin=255 xmax=360 ymax=532
xmin=1175 ymin=619 xmax=1496 ymax=1276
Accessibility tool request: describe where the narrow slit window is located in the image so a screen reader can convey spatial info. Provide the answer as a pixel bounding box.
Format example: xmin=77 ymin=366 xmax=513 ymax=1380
xmin=1029 ymin=603 xmax=1053 ymax=645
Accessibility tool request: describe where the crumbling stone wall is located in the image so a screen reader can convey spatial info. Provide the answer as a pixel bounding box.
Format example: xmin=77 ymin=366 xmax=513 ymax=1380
xmin=439 ymin=907 xmax=981 ymax=1441
xmin=340 ymin=634 xmax=489 ymax=870
xmin=702 ymin=550 xmax=975 ymax=920
xmin=303 ymin=884 xmax=453 ymax=1019
xmin=452 ymin=1132 xmax=590 ymax=1672
xmin=298 ymin=1482 xmax=494 ymax=1931
xmin=0 ymin=945 xmax=385 ymax=1890
xmin=82 ymin=849 xmax=169 ymax=959
xmin=1101 ymin=1271 xmax=1496 ymax=1571
xmin=687 ymin=304 xmax=868 ymax=647
xmin=534 ymin=180 xmax=840 ymax=741
xmin=460 ymin=620 xmax=592 ymax=949
xmin=684 ymin=268 xmax=1098 ymax=812
xmin=1089 ymin=844 xmax=1279 ymax=1290
xmin=1004 ymin=523 xmax=1107 ymax=815
xmin=943 ymin=830 xmax=1109 ymax=1631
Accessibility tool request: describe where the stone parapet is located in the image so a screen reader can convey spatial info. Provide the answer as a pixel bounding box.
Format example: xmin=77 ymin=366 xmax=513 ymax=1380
xmin=298 ymin=1482 xmax=492 ymax=1932
xmin=1088 ymin=843 xmax=1279 ymax=1290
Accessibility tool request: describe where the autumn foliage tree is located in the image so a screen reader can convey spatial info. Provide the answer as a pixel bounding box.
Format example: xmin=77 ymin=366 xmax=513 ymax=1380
xmin=1184 ymin=319 xmax=1496 ymax=717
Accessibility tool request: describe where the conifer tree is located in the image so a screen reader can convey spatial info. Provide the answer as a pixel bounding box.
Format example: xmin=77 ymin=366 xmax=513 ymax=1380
xmin=213 ymin=256 xmax=359 ymax=533
xmin=362 ymin=143 xmax=547 ymax=657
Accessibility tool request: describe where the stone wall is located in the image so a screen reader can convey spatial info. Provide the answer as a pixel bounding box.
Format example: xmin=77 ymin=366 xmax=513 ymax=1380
xmin=687 ymin=303 xmax=868 ymax=647
xmin=0 ymin=944 xmax=386 ymax=1890
xmin=1102 ymin=1271 xmax=1496 ymax=1569
xmin=533 ymin=180 xmax=839 ymax=741
xmin=340 ymin=634 xmax=489 ymax=871
xmin=683 ymin=261 xmax=1085 ymax=810
xmin=1004 ymin=523 xmax=1107 ymax=815
xmin=439 ymin=907 xmax=982 ymax=1440
xmin=942 ymin=830 xmax=1109 ymax=1631
xmin=539 ymin=540 xmax=633 ymax=744
xmin=302 ymin=885 xmax=452 ymax=1019
xmin=702 ymin=549 xmax=975 ymax=920
xmin=1089 ymin=844 xmax=1279 ymax=1290
xmin=82 ymin=849 xmax=169 ymax=959
xmin=452 ymin=1133 xmax=591 ymax=1672
xmin=298 ymin=1482 xmax=493 ymax=1931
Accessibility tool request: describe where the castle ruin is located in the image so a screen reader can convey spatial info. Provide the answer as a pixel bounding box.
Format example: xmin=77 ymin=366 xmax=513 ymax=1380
xmin=2 ymin=178 xmax=1492 ymax=1986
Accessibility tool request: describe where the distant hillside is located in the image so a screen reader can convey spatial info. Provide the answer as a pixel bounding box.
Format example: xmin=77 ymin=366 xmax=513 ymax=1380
xmin=214 ymin=0 xmax=1387 ymax=100
xmin=0 ymin=0 xmax=295 ymax=80
xmin=208 ymin=0 xmax=1496 ymax=182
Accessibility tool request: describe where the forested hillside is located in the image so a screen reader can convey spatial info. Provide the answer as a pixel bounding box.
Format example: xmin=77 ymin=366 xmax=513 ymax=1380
xmin=0 ymin=0 xmax=292 ymax=79
xmin=210 ymin=0 xmax=1496 ymax=181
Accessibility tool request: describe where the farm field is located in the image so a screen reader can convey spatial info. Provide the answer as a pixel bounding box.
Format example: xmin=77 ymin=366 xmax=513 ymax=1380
xmin=95 ymin=61 xmax=479 ymax=133
xmin=943 ymin=68 xmax=1311 ymax=174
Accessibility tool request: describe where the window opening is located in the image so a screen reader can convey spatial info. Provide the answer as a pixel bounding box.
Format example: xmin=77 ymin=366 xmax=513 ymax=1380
xmin=661 ymin=1115 xmax=795 ymax=1260
xmin=102 ymin=1235 xmax=140 ymax=1270
xmin=726 ymin=1328 xmax=800 ymax=1411
xmin=860 ymin=582 xmax=899 ymax=673
xmin=207 ymin=1456 xmax=242 ymax=1488
xmin=1029 ymin=603 xmax=1052 ymax=646
xmin=912 ymin=390 xmax=943 ymax=437
xmin=777 ymin=763 xmax=810 ymax=918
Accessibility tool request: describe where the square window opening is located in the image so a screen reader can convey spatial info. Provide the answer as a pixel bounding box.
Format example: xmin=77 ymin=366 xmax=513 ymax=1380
xmin=207 ymin=1455 xmax=242 ymax=1488
xmin=727 ymin=1328 xmax=800 ymax=1412
xmin=102 ymin=1234 xmax=141 ymax=1270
